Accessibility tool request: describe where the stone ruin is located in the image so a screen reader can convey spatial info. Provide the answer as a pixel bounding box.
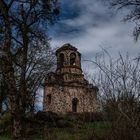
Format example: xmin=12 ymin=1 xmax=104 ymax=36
xmin=43 ymin=43 xmax=98 ymax=113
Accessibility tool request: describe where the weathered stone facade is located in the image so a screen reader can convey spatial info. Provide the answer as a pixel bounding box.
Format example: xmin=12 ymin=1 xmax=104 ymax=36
xmin=43 ymin=43 xmax=98 ymax=113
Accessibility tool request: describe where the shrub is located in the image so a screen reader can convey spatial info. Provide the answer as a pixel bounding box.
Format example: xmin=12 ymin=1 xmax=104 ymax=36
xmin=0 ymin=112 xmax=12 ymax=134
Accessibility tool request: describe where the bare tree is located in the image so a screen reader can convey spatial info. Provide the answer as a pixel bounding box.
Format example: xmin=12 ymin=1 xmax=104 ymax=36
xmin=87 ymin=51 xmax=140 ymax=140
xmin=105 ymin=0 xmax=140 ymax=41
xmin=25 ymin=42 xmax=56 ymax=113
xmin=0 ymin=0 xmax=59 ymax=139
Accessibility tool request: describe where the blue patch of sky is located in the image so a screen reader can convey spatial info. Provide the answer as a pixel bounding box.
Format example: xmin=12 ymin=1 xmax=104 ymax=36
xmin=59 ymin=0 xmax=82 ymax=20
xmin=48 ymin=0 xmax=84 ymax=38
xmin=49 ymin=23 xmax=84 ymax=39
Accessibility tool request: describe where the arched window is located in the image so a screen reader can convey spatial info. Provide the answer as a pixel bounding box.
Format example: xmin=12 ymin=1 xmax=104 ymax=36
xmin=70 ymin=53 xmax=76 ymax=66
xmin=59 ymin=53 xmax=64 ymax=67
xmin=72 ymin=98 xmax=78 ymax=112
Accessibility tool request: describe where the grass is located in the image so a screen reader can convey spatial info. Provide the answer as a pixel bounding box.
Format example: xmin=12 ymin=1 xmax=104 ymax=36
xmin=0 ymin=121 xmax=110 ymax=140
xmin=42 ymin=121 xmax=110 ymax=140
xmin=43 ymin=128 xmax=91 ymax=140
xmin=0 ymin=135 xmax=11 ymax=140
xmin=84 ymin=121 xmax=111 ymax=137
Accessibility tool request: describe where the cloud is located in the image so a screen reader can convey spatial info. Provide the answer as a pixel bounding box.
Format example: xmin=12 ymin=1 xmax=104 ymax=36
xmin=49 ymin=0 xmax=140 ymax=68
xmin=38 ymin=0 xmax=140 ymax=109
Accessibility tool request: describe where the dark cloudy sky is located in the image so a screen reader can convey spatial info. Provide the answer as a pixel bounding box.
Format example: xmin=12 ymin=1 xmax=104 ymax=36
xmin=49 ymin=0 xmax=140 ymax=60
xmin=39 ymin=0 xmax=140 ymax=110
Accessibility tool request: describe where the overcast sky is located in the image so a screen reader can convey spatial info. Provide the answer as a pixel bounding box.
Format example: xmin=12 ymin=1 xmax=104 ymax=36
xmin=46 ymin=0 xmax=140 ymax=79
xmin=49 ymin=0 xmax=140 ymax=59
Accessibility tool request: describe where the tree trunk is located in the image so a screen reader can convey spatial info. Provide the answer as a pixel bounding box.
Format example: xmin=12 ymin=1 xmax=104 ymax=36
xmin=1 ymin=59 xmax=25 ymax=140
xmin=0 ymin=1 xmax=26 ymax=139
xmin=12 ymin=113 xmax=23 ymax=140
xmin=10 ymin=91 xmax=25 ymax=140
xmin=0 ymin=102 xmax=2 ymax=113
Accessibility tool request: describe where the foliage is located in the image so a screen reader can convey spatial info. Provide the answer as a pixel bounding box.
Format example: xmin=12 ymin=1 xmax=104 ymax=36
xmin=0 ymin=135 xmax=11 ymax=140
xmin=0 ymin=112 xmax=12 ymax=134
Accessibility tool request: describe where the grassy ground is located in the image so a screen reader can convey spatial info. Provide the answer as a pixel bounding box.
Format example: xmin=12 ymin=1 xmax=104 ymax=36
xmin=44 ymin=121 xmax=110 ymax=140
xmin=0 ymin=121 xmax=110 ymax=140
xmin=0 ymin=135 xmax=10 ymax=140
xmin=0 ymin=122 xmax=110 ymax=140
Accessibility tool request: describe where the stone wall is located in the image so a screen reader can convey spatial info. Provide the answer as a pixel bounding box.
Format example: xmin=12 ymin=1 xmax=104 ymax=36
xmin=43 ymin=85 xmax=98 ymax=113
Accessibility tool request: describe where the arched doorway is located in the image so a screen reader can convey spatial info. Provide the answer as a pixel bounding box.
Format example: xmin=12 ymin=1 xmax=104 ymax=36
xmin=72 ymin=98 xmax=78 ymax=112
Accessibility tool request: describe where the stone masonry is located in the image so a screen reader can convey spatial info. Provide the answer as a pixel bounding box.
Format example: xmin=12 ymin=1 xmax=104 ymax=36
xmin=43 ymin=43 xmax=98 ymax=113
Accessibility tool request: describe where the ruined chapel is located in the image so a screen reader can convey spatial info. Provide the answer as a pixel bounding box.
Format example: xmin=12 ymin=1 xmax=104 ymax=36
xmin=43 ymin=43 xmax=98 ymax=113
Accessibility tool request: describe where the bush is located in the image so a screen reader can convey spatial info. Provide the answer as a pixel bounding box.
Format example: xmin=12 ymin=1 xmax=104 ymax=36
xmin=64 ymin=112 xmax=103 ymax=122
xmin=0 ymin=112 xmax=12 ymax=134
xmin=35 ymin=111 xmax=61 ymax=122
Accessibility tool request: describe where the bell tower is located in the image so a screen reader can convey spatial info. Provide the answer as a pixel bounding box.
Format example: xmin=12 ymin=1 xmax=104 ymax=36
xmin=56 ymin=43 xmax=85 ymax=85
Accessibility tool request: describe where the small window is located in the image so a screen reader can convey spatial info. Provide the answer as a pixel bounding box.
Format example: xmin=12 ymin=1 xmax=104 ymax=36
xmin=70 ymin=53 xmax=76 ymax=66
xmin=59 ymin=53 xmax=64 ymax=67
xmin=47 ymin=94 xmax=51 ymax=105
